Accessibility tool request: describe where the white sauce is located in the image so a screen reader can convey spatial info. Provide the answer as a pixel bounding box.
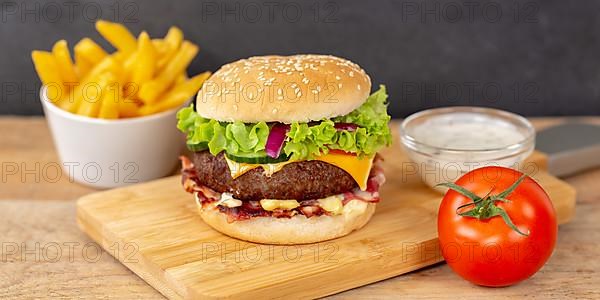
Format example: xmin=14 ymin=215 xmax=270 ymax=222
xmin=402 ymin=111 xmax=534 ymax=192
xmin=411 ymin=113 xmax=525 ymax=150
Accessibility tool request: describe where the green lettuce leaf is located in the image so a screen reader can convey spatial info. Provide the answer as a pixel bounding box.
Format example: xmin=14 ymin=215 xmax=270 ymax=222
xmin=176 ymin=85 xmax=392 ymax=160
xmin=283 ymin=85 xmax=392 ymax=159
xmin=177 ymin=107 xmax=269 ymax=156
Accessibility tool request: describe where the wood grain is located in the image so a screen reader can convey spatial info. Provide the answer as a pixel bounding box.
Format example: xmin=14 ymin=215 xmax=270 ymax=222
xmin=0 ymin=200 xmax=159 ymax=299
xmin=0 ymin=117 xmax=95 ymax=200
xmin=75 ymin=127 xmax=575 ymax=299
xmin=2 ymin=117 xmax=599 ymax=299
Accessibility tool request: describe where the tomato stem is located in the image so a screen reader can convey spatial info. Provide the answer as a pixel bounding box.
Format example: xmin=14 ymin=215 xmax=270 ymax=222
xmin=437 ymin=174 xmax=530 ymax=236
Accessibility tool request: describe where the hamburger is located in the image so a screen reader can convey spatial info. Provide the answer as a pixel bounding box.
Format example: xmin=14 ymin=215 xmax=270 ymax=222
xmin=176 ymin=54 xmax=391 ymax=244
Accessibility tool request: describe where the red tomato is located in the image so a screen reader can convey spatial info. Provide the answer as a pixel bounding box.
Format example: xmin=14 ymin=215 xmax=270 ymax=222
xmin=437 ymin=166 xmax=557 ymax=287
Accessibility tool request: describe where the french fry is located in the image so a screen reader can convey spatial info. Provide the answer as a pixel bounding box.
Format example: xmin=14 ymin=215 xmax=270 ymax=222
xmin=98 ymin=78 xmax=121 ymax=119
xmin=96 ymin=20 xmax=137 ymax=54
xmin=122 ymin=81 xmax=139 ymax=100
xmin=118 ymin=99 xmax=140 ymax=118
xmin=132 ymin=31 xmax=156 ymax=85
xmin=67 ymin=83 xmax=94 ymax=115
xmin=61 ymin=57 xmax=121 ymax=113
xmin=152 ymin=39 xmax=168 ymax=57
xmin=137 ymin=78 xmax=167 ymax=106
xmin=157 ymin=26 xmax=184 ymax=70
xmin=139 ymin=71 xmax=210 ymax=115
xmin=60 ymin=79 xmax=89 ymax=113
xmin=31 ymin=51 xmax=63 ymax=87
xmin=111 ymin=51 xmax=129 ymax=64
xmin=52 ymin=40 xmax=79 ymax=86
xmin=32 ymin=51 xmax=66 ymax=104
xmin=32 ymin=21 xmax=208 ymax=119
xmin=87 ymin=56 xmax=122 ymax=80
xmin=138 ymin=104 xmax=160 ymax=116
xmin=74 ymin=51 xmax=93 ymax=78
xmin=74 ymin=38 xmax=107 ymax=66
xmin=77 ymin=73 xmax=114 ymax=117
xmin=176 ymin=72 xmax=188 ymax=84
xmin=165 ymin=27 xmax=184 ymax=47
xmin=138 ymin=41 xmax=198 ymax=104
xmin=122 ymin=52 xmax=137 ymax=82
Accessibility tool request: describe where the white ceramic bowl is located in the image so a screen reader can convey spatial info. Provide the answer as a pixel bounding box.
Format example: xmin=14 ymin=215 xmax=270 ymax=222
xmin=41 ymin=87 xmax=185 ymax=189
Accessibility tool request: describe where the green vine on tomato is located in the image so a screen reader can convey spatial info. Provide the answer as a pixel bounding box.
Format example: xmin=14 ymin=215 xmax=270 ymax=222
xmin=437 ymin=174 xmax=529 ymax=236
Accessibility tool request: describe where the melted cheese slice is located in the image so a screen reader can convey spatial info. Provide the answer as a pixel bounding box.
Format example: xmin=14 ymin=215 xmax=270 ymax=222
xmin=224 ymin=153 xmax=374 ymax=190
xmin=315 ymin=153 xmax=374 ymax=190
xmin=224 ymin=158 xmax=293 ymax=179
xmin=318 ymin=194 xmax=344 ymax=214
xmin=260 ymin=199 xmax=300 ymax=211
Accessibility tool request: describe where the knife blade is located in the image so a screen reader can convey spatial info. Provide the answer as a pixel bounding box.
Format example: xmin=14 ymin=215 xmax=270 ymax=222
xmin=535 ymin=122 xmax=600 ymax=177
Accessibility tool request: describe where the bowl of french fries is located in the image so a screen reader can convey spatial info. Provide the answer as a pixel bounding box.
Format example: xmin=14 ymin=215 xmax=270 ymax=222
xmin=32 ymin=20 xmax=210 ymax=188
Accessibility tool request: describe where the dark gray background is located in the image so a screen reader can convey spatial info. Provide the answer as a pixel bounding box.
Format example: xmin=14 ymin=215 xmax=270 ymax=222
xmin=1 ymin=0 xmax=598 ymax=117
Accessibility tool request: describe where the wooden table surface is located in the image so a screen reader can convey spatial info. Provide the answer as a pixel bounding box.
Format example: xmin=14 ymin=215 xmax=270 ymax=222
xmin=1 ymin=116 xmax=599 ymax=299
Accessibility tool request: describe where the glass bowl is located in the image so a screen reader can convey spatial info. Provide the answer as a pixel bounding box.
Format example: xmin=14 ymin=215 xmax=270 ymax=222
xmin=399 ymin=106 xmax=535 ymax=192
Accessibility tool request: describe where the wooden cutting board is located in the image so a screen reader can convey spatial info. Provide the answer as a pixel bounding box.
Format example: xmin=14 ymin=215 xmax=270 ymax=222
xmin=76 ymin=129 xmax=576 ymax=299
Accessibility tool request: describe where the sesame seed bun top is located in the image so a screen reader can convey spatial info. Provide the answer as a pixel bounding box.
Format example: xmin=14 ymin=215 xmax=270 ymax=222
xmin=195 ymin=54 xmax=371 ymax=123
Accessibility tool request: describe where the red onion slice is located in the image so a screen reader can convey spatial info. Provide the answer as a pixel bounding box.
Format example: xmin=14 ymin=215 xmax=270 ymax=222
xmin=334 ymin=123 xmax=358 ymax=131
xmin=265 ymin=123 xmax=290 ymax=158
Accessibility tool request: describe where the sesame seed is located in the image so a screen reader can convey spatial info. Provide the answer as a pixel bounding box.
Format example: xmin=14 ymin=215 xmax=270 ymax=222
xmin=213 ymin=55 xmax=367 ymax=99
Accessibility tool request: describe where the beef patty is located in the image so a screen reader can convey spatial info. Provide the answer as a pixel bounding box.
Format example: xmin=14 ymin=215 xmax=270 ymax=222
xmin=191 ymin=151 xmax=358 ymax=201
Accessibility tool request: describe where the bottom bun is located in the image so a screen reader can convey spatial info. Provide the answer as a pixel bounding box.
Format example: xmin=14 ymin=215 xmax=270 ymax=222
xmin=197 ymin=200 xmax=376 ymax=245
